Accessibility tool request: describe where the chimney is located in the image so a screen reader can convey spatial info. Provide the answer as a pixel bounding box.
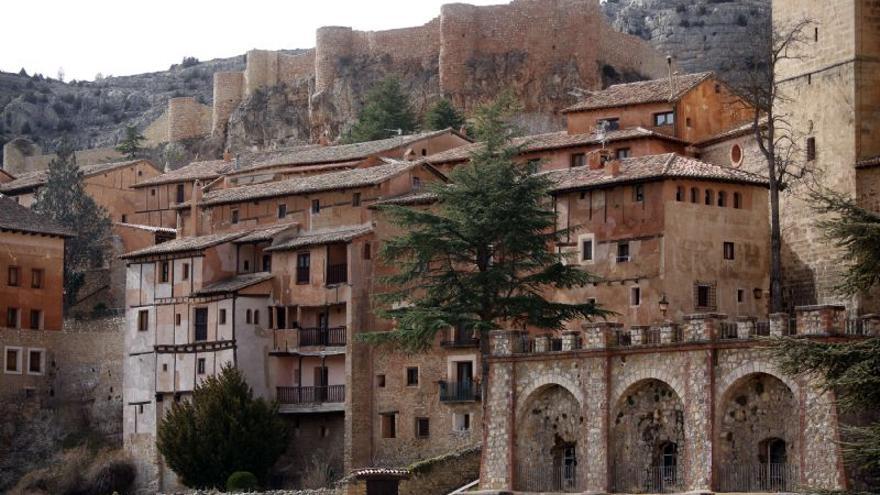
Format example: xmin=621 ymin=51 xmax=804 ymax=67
xmin=222 ymin=150 xmax=232 ymax=162
xmin=589 ymin=149 xmax=613 ymax=170
xmin=608 ymin=159 xmax=621 ymax=178
xmin=189 ymin=179 xmax=203 ymax=237
xmin=667 ymin=55 xmax=675 ymax=100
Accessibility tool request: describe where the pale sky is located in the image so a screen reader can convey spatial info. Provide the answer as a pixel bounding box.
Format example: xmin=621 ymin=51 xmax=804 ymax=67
xmin=2 ymin=0 xmax=504 ymax=82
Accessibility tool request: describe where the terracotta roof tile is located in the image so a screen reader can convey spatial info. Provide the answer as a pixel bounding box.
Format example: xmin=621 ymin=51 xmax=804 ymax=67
xmin=856 ymin=156 xmax=880 ymax=169
xmin=266 ymin=224 xmax=373 ymax=251
xmin=134 ymin=160 xmax=232 ymax=188
xmin=195 ymin=272 xmax=274 ymax=296
xmin=233 ymin=223 xmax=298 ymax=244
xmin=0 ymin=196 xmax=74 ymax=237
xmin=542 ymin=153 xmax=768 ymax=193
xmin=120 ymin=231 xmax=246 ymax=259
xmin=0 ymin=159 xmax=157 ymax=194
xmin=114 ymin=222 xmax=177 ymax=234
xmin=370 ymin=191 xmax=439 ymax=207
xmin=562 ymin=72 xmax=714 ymax=113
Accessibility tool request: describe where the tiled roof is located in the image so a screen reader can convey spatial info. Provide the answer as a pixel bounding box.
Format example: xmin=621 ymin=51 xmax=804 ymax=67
xmin=195 ymin=272 xmax=274 ymax=296
xmin=0 ymin=159 xmax=156 ymax=194
xmin=233 ymin=223 xmax=298 ymax=244
xmin=0 ymin=196 xmax=74 ymax=237
xmin=114 ymin=222 xmax=177 ymax=234
xmin=562 ymin=72 xmax=715 ymax=113
xmin=266 ymin=224 xmax=373 ymax=251
xmin=200 ymin=160 xmax=439 ymax=207
xmin=856 ymin=156 xmax=880 ymax=169
xmin=543 ymin=153 xmax=768 ymax=193
xmin=348 ymin=467 xmax=411 ymax=480
xmin=694 ymin=119 xmax=765 ymax=147
xmin=425 ymin=128 xmax=685 ymax=165
xmin=133 ymin=160 xmax=232 ymax=188
xmin=242 ymin=129 xmax=467 ymax=171
xmin=370 ymin=191 xmax=438 ymax=207
xmin=120 ymin=231 xmax=247 ymax=259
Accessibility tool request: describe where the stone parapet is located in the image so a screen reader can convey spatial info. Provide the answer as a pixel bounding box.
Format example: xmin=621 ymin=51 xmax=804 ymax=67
xmin=769 ymin=312 xmax=790 ymax=337
xmin=683 ymin=313 xmax=727 ymax=342
xmin=583 ymin=321 xmax=624 ymax=349
xmin=561 ymin=330 xmax=581 ymax=351
xmin=795 ymin=305 xmax=846 ymax=335
xmin=863 ymin=314 xmax=880 ymax=337
xmin=534 ymin=335 xmax=550 ymax=354
xmin=630 ymin=326 xmax=650 ymax=346
xmin=489 ymin=329 xmax=526 ymax=356
xmin=735 ymin=316 xmax=757 ymax=339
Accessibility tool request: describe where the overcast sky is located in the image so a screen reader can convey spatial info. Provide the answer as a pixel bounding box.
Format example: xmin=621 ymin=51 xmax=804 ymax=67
xmin=2 ymin=0 xmax=504 ymax=82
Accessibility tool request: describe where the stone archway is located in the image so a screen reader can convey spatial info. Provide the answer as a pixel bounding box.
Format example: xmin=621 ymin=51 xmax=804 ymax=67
xmin=514 ymin=383 xmax=584 ymax=493
xmin=716 ymin=372 xmax=799 ymax=492
xmin=610 ymin=379 xmax=685 ymax=493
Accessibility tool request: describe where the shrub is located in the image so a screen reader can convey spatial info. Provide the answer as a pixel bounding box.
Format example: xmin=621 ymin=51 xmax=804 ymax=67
xmin=226 ymin=471 xmax=259 ymax=492
xmin=181 ymin=56 xmax=200 ymax=68
xmin=86 ymin=450 xmax=137 ymax=495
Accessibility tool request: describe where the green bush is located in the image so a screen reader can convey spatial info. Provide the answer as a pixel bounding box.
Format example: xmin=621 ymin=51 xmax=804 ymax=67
xmin=226 ymin=471 xmax=259 ymax=492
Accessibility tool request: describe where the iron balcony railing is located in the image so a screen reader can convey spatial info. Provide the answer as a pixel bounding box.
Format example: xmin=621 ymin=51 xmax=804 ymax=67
xmin=717 ymin=463 xmax=798 ymax=492
xmin=276 ymin=385 xmax=345 ymax=404
xmin=516 ymin=463 xmax=580 ymax=493
xmin=612 ymin=465 xmax=681 ymax=494
xmin=720 ymin=321 xmax=739 ymax=340
xmin=440 ymin=337 xmax=480 ymax=348
xmin=298 ymin=326 xmax=346 ymax=346
xmin=845 ymin=318 xmax=866 ymax=336
xmin=326 ymin=264 xmax=348 ymax=285
xmin=439 ymin=381 xmax=481 ymax=402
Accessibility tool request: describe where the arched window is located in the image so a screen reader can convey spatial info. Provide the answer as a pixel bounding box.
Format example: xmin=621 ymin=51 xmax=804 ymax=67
xmin=730 ymin=144 xmax=743 ymax=167
xmin=675 ymin=186 xmax=684 ymax=202
xmin=733 ymin=192 xmax=742 ymax=209
xmin=705 ymin=189 xmax=714 ymax=205
xmin=657 ymin=441 xmax=678 ymax=485
xmin=690 ymin=187 xmax=699 ymax=203
xmin=254 ymin=310 xmax=260 ymax=325
xmin=246 ymin=309 xmax=252 ymax=324
xmin=718 ymin=191 xmax=727 ymax=207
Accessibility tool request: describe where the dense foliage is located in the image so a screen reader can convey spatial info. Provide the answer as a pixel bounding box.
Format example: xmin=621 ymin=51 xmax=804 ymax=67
xmin=115 ymin=125 xmax=146 ymax=159
xmin=423 ymin=98 xmax=465 ymax=131
xmin=345 ymin=77 xmax=416 ymax=143
xmin=156 ymin=366 xmax=287 ymax=489
xmin=32 ymin=145 xmax=111 ymax=307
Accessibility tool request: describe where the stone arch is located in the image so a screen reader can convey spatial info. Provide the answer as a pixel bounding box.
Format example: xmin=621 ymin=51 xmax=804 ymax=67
xmin=611 ymin=367 xmax=686 ymax=407
xmin=715 ymin=372 xmax=800 ymax=492
xmin=716 ymin=361 xmax=800 ymax=400
xmin=514 ymin=383 xmax=584 ymax=492
xmin=516 ymin=374 xmax=584 ymax=419
xmin=610 ymin=378 xmax=685 ymax=493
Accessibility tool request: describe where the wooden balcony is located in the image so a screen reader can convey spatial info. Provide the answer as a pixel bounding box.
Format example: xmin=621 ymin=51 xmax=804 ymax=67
xmin=276 ymin=385 xmax=345 ymax=413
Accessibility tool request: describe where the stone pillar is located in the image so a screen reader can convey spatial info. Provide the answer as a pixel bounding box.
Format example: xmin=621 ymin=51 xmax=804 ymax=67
xmin=630 ymin=326 xmax=649 ymax=346
xmin=863 ymin=314 xmax=880 ymax=337
xmin=683 ymin=313 xmax=726 ymax=342
xmin=659 ymin=321 xmax=677 ymax=344
xmin=735 ymin=316 xmax=756 ymax=339
xmin=534 ymin=335 xmax=550 ymax=353
xmin=583 ymin=322 xmax=623 ymax=349
xmin=769 ymin=312 xmax=789 ymax=337
xmin=796 ymin=305 xmax=847 ymax=335
xmin=490 ymin=329 xmax=526 ymax=356
xmin=561 ymin=330 xmax=580 ymax=351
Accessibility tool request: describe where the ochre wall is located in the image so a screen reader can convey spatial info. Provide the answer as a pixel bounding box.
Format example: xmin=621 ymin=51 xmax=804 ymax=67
xmin=0 ymin=231 xmax=66 ymax=331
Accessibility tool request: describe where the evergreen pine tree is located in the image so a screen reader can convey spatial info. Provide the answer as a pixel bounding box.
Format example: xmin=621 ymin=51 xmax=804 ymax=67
xmin=32 ymin=144 xmax=111 ymax=307
xmin=157 ymin=366 xmax=288 ymax=489
xmin=115 ymin=125 xmax=146 ymax=159
xmin=362 ymin=95 xmax=609 ymax=396
xmin=344 ymin=77 xmax=416 ymax=143
xmin=423 ymin=98 xmax=465 ymax=131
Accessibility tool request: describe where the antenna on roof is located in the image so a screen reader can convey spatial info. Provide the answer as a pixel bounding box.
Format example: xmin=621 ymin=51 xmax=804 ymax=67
xmin=666 ymin=55 xmax=675 ymax=100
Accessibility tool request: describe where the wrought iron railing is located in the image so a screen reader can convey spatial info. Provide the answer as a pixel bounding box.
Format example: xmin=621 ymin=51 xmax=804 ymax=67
xmin=612 ymin=330 xmax=632 ymax=348
xmin=612 ymin=465 xmax=681 ymax=493
xmin=845 ymin=318 xmax=865 ymax=336
xmin=440 ymin=337 xmax=479 ymax=348
xmin=755 ymin=321 xmax=771 ymax=336
xmin=516 ymin=463 xmax=580 ymax=493
xmin=326 ymin=264 xmax=348 ymax=285
xmin=717 ymin=463 xmax=798 ymax=492
xmin=299 ymin=326 xmax=346 ymax=346
xmin=439 ymin=381 xmax=481 ymax=402
xmin=276 ymin=385 xmax=345 ymax=404
xmin=720 ymin=321 xmax=739 ymax=340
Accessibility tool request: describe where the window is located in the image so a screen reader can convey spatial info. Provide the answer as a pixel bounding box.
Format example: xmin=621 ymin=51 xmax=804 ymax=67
xmin=28 ymin=349 xmax=44 ymax=374
xmin=5 ymin=347 xmax=21 ymax=374
xmin=278 ymin=204 xmax=287 ymax=219
xmin=320 ymin=425 xmax=329 ymax=438
xmin=29 ymin=310 xmax=41 ymax=330
xmin=705 ymin=189 xmax=714 ymax=205
xmin=616 ymin=148 xmax=631 ymax=159
xmin=197 ymin=358 xmax=206 ymax=375
xmin=412 ymin=177 xmax=422 ymax=191
xmin=262 ymin=254 xmax=271 ymax=272
xmin=246 ymin=309 xmax=252 ymax=324
xmin=406 ymin=367 xmax=419 ymax=386
xmin=311 ymin=199 xmax=320 ymax=214
xmin=8 ymin=266 xmax=20 ymax=286
xmin=137 ymin=310 xmax=149 ymax=332
xmin=377 ymin=374 xmax=386 ymax=388
xmin=723 ymin=242 xmax=735 ymax=260
xmin=654 ymin=111 xmax=675 ymax=126
xmin=160 ymin=261 xmax=170 ymax=283
xmin=415 ymin=417 xmax=430 ymax=438
xmin=597 ymin=118 xmax=620 ymax=131
xmin=176 ymin=184 xmax=185 ymax=203
xmin=31 ymin=269 xmax=43 ymax=289
xmin=454 ymin=412 xmax=471 ymax=432
xmin=737 ymin=289 xmax=745 ymax=304
xmin=231 ymin=210 xmax=239 ymax=224
xmin=630 ymin=287 xmax=641 ymax=307
xmin=676 ymin=186 xmax=684 ymax=202
xmin=121 ymin=214 xmax=127 ymax=223
xmin=352 ymin=192 xmax=361 ymax=207
xmin=570 ymin=153 xmax=586 ymax=168
xmin=616 ymin=242 xmax=630 ymax=263
xmin=175 ymin=313 xmax=182 ymax=326
xmin=718 ymin=191 xmax=727 ymax=207
xmin=685 ymin=117 xmax=692 ymax=128
xmin=7 ymin=308 xmax=19 ymax=328
xmin=243 ymin=260 xmax=250 ymax=272
xmin=690 ymin=187 xmax=699 ymax=203
xmin=381 ymin=413 xmax=397 ymax=438
xmin=733 ymin=192 xmax=742 ymax=209
xmin=296 ymin=253 xmax=311 ymax=284
xmin=633 ymin=184 xmax=645 ymax=202
xmin=730 ymin=144 xmax=743 ymax=166
xmin=526 ymin=158 xmax=541 ymax=172
xmin=151 ymin=188 xmax=156 ymax=196
xmin=363 ymin=242 xmax=372 ymax=260
xmin=806 ymin=137 xmax=816 ymax=161
xmin=182 ymin=263 xmax=190 ymax=280
xmin=254 ymin=310 xmax=260 ymax=325
xmin=695 ymin=282 xmax=717 ymax=310
xmin=162 ymin=363 xmax=168 ymax=372
xmin=814 ymin=27 xmax=819 ymax=42
xmin=580 ymin=236 xmax=594 ymax=263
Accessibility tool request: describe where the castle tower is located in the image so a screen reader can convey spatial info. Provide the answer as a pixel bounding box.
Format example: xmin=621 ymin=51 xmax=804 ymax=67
xmin=212 ymin=72 xmax=244 ymax=136
xmin=772 ymin=0 xmax=880 ymax=312
xmin=315 ymin=26 xmax=354 ymax=94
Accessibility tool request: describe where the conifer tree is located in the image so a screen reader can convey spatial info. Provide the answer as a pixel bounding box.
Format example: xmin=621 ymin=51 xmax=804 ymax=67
xmin=32 ymin=144 xmax=111 ymax=307
xmin=115 ymin=125 xmax=146 ymax=159
xmin=157 ymin=366 xmax=288 ymax=489
xmin=423 ymin=98 xmax=465 ymax=131
xmin=362 ymin=95 xmax=608 ymax=394
xmin=344 ymin=77 xmax=416 ymax=143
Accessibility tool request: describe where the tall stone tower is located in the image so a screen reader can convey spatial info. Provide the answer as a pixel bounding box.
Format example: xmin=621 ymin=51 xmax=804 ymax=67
xmin=772 ymin=0 xmax=880 ymax=313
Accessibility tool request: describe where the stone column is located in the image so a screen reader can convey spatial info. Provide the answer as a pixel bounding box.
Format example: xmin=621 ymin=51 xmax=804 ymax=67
xmin=659 ymin=321 xmax=677 ymax=344
xmin=863 ymin=314 xmax=880 ymax=337
xmin=735 ymin=316 xmax=756 ymax=339
xmin=795 ymin=305 xmax=846 ymax=335
xmin=534 ymin=335 xmax=550 ymax=353
xmin=630 ymin=326 xmax=649 ymax=346
xmin=769 ymin=312 xmax=789 ymax=337
xmin=583 ymin=322 xmax=623 ymax=349
xmin=490 ymin=329 xmax=527 ymax=356
xmin=683 ymin=313 xmax=726 ymax=342
xmin=561 ymin=330 xmax=580 ymax=351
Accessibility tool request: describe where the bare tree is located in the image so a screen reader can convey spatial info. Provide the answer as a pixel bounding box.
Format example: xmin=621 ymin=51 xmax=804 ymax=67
xmin=730 ymin=16 xmax=815 ymax=313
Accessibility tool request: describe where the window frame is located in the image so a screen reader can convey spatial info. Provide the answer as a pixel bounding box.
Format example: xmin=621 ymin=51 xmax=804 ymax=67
xmin=653 ymin=111 xmax=675 ymax=127
xmin=6 ymin=307 xmax=19 ymax=328
xmin=633 ymin=184 xmax=645 ymax=202
xmin=352 ymin=192 xmax=362 ymax=207
xmin=29 ymin=309 xmax=42 ymax=330
xmin=723 ymin=242 xmax=735 ymax=261
xmin=311 ymin=199 xmax=321 ymax=214
xmin=27 ymin=348 xmax=45 ymax=375
xmin=4 ymin=346 xmax=22 ymax=374
xmin=8 ymin=266 xmax=20 ymax=287
xmin=415 ymin=417 xmax=430 ymax=438
xmin=616 ymin=242 xmax=630 ymax=263
xmin=570 ymin=153 xmax=587 ymax=168
xmin=31 ymin=268 xmax=44 ymax=289
xmin=197 ymin=358 xmax=206 ymax=375
xmin=381 ymin=413 xmax=397 ymax=439
xmin=630 ymin=286 xmax=641 ymax=307
xmin=296 ymin=252 xmax=311 ymax=285
xmin=231 ymin=209 xmax=240 ymax=224
xmin=597 ymin=117 xmax=620 ymax=131
xmin=137 ymin=310 xmax=149 ymax=332
xmin=806 ymin=137 xmax=817 ymax=161
xmin=405 ymin=366 xmax=420 ymax=387
xmin=277 ymin=203 xmax=287 ymax=219
xmin=160 ymin=261 xmax=170 ymax=283
xmin=615 ymin=147 xmax=631 ymax=159
xmin=176 ymin=183 xmax=185 ymax=204
xmin=181 ymin=262 xmax=190 ymax=281
xmin=579 ymin=234 xmax=595 ymax=264
xmin=454 ymin=412 xmax=472 ymax=432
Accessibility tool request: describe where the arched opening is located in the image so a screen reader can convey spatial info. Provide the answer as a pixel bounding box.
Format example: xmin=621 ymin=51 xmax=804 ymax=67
xmin=515 ymin=384 xmax=583 ymax=493
xmin=717 ymin=373 xmax=798 ymax=492
xmin=611 ymin=379 xmax=684 ymax=493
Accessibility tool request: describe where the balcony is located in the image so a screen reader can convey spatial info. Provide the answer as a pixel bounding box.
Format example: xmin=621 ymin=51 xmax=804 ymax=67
xmin=299 ymin=326 xmax=346 ymax=347
xmin=440 ymin=337 xmax=479 ymax=348
xmin=326 ymin=263 xmax=347 ymax=285
xmin=276 ymin=385 xmax=345 ymax=413
xmin=439 ymin=381 xmax=481 ymax=403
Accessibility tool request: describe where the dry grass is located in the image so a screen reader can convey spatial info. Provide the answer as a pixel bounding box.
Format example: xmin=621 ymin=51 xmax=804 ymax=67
xmin=9 ymin=446 xmax=135 ymax=495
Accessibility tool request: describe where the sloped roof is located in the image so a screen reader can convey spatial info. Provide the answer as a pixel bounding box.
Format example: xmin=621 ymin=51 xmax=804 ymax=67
xmin=199 ymin=160 xmax=443 ymax=207
xmin=562 ymin=72 xmax=715 ymax=113
xmin=370 ymin=191 xmax=439 ymax=207
xmin=0 ymin=159 xmax=158 ymax=194
xmin=543 ymin=153 xmax=768 ymax=193
xmin=266 ymin=224 xmax=374 ymax=251
xmin=426 ymin=127 xmax=685 ymax=165
xmin=0 ymin=196 xmax=74 ymax=237
xmin=694 ymin=118 xmax=766 ymax=147
xmin=120 ymin=231 xmax=246 ymax=259
xmin=233 ymin=223 xmax=298 ymax=244
xmin=114 ymin=222 xmax=177 ymax=234
xmin=195 ymin=272 xmax=274 ymax=296
xmin=242 ymin=129 xmax=468 ymax=171
xmin=133 ymin=159 xmax=232 ymax=188
xmin=856 ymin=156 xmax=880 ymax=169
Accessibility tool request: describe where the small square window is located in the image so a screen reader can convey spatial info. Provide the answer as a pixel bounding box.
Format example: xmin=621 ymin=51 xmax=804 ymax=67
xmin=570 ymin=153 xmax=586 ymax=168
xmin=454 ymin=412 xmax=471 ymax=432
xmin=686 ymin=117 xmax=692 ymax=128
xmin=278 ymin=204 xmax=287 ymax=219
xmin=231 ymin=210 xmax=240 ymax=224
xmin=243 ymin=260 xmax=250 ymax=272
xmin=6 ymin=308 xmax=19 ymax=328
xmin=353 ymin=192 xmax=362 ymax=207
xmin=581 ymin=238 xmax=594 ymax=263
xmin=377 ymin=374 xmax=386 ymax=388
xmin=151 ymin=188 xmax=156 ymax=196
xmin=415 ymin=417 xmax=430 ymax=438
xmin=406 ymin=367 xmax=419 ymax=387
xmin=630 ymin=287 xmax=641 ymax=306
xmin=723 ymin=242 xmax=735 ymax=260
xmin=5 ymin=347 xmax=21 ymax=374
xmin=162 ymin=363 xmax=168 ymax=372
xmin=616 ymin=148 xmax=631 ymax=159
xmin=311 ymin=199 xmax=320 ymax=214
xmin=695 ymin=282 xmax=717 ymax=310
xmin=381 ymin=413 xmax=397 ymax=438
xmin=654 ymin=111 xmax=675 ymax=126
xmin=197 ymin=358 xmax=206 ymax=375
xmin=121 ymin=214 xmax=127 ymax=223
xmin=616 ymin=242 xmax=630 ymax=263
xmin=28 ymin=350 xmax=44 ymax=375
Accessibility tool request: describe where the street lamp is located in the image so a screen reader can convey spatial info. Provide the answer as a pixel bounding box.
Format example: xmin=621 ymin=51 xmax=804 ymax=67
xmin=658 ymin=294 xmax=670 ymax=319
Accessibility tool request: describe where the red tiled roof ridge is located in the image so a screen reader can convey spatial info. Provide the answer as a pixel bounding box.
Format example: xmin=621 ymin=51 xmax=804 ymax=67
xmin=562 ymin=71 xmax=715 ymax=113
